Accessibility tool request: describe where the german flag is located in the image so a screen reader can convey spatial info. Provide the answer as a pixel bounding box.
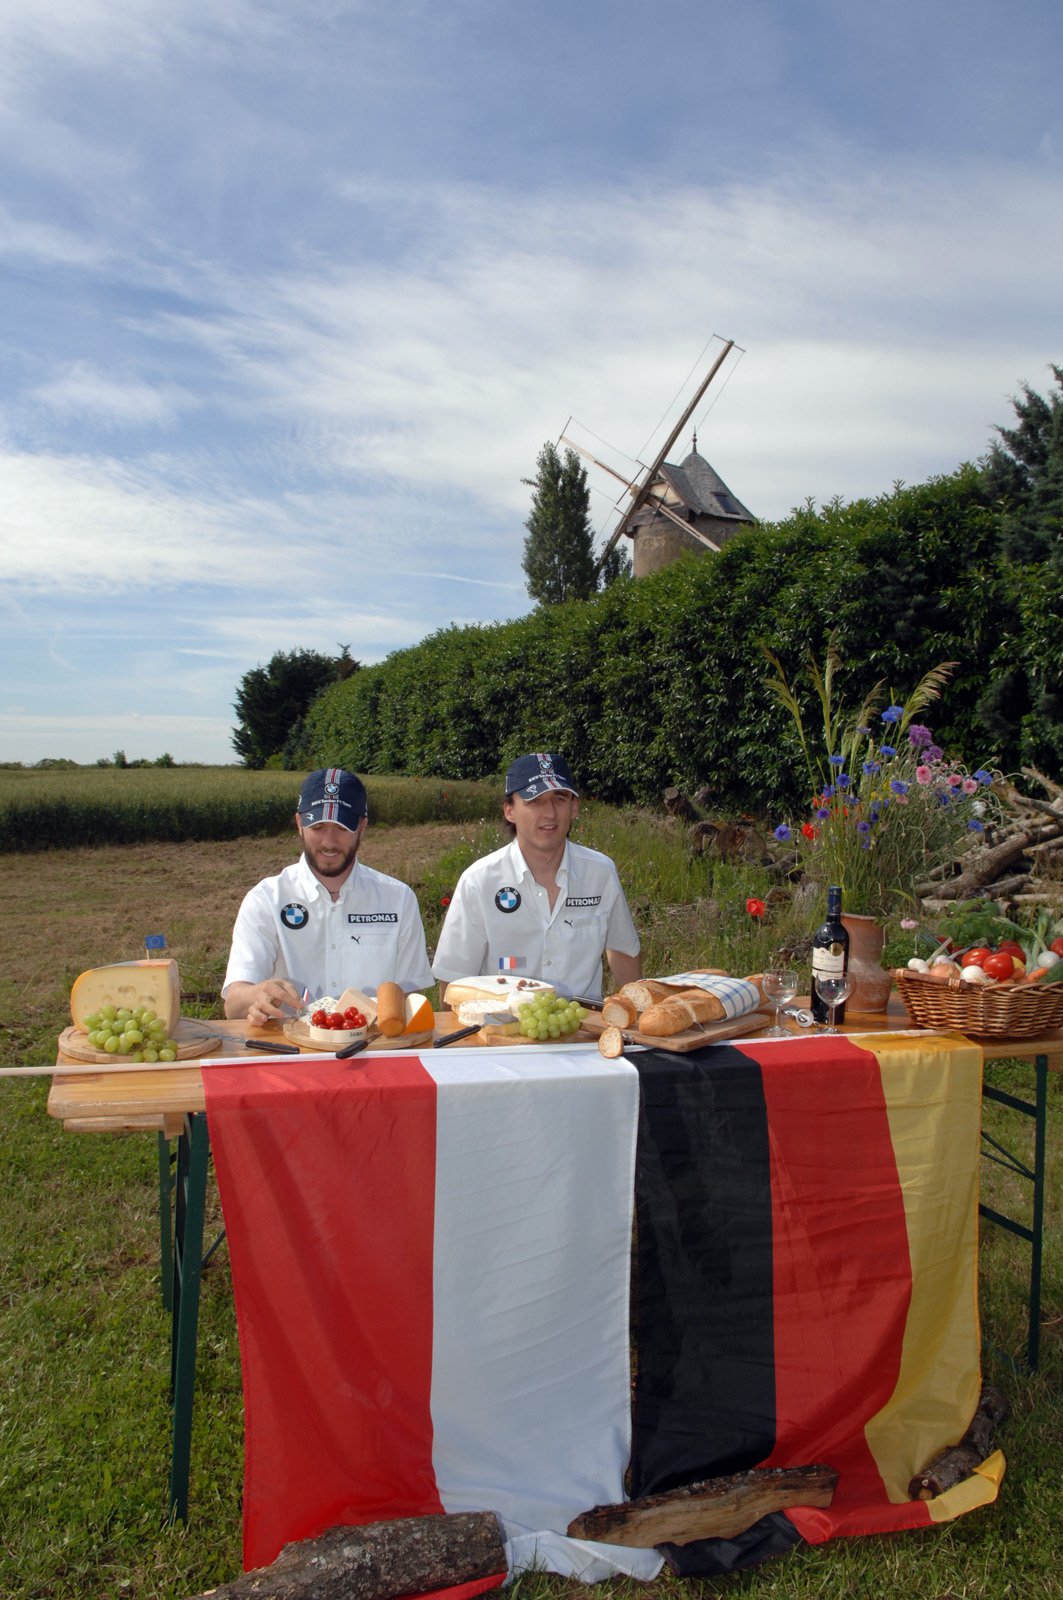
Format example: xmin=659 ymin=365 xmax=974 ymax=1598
xmin=632 ymin=1032 xmax=1003 ymax=1573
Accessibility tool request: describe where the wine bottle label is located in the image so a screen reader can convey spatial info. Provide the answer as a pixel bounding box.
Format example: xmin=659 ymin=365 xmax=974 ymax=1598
xmin=812 ymin=944 xmax=846 ymax=979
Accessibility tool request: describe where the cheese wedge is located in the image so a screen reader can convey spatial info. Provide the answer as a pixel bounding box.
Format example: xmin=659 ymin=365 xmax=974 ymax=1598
xmin=403 ymin=993 xmax=434 ymax=1034
xmin=70 ymin=960 xmax=180 ymax=1033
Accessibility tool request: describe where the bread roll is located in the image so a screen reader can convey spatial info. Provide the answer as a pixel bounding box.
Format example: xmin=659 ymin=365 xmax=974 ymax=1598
xmin=597 ymin=1026 xmax=625 ymax=1059
xmin=619 ymin=979 xmax=673 ymax=1014
xmin=639 ymin=989 xmax=726 ymax=1036
xmin=376 ymin=981 xmax=406 ymax=1036
xmin=601 ymin=994 xmax=638 ymax=1028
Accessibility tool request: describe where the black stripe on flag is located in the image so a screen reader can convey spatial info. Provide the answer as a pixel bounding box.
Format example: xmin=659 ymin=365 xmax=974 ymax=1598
xmin=631 ymin=1046 xmax=776 ymax=1498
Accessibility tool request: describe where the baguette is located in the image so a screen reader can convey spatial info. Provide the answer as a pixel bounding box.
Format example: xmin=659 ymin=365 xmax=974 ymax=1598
xmin=619 ymin=979 xmax=674 ymax=1014
xmin=601 ymin=993 xmax=639 ymax=1028
xmin=597 ymin=1025 xmax=625 ymax=1059
xmin=639 ymin=989 xmax=726 ymax=1036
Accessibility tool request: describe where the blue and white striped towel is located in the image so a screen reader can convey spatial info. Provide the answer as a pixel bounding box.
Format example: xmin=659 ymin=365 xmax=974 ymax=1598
xmin=659 ymin=973 xmax=763 ymax=1020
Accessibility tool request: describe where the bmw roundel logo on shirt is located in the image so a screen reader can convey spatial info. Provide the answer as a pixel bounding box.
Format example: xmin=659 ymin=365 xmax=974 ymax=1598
xmin=280 ymin=902 xmax=310 ymax=930
xmin=495 ymin=886 xmax=521 ymax=913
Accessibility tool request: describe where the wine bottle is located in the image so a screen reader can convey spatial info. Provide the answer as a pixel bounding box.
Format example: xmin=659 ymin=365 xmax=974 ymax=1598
xmin=810 ymin=885 xmax=850 ymax=1024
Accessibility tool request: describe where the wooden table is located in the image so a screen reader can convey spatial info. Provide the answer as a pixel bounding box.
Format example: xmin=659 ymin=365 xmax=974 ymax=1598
xmin=49 ymin=1005 xmax=1062 ymax=1521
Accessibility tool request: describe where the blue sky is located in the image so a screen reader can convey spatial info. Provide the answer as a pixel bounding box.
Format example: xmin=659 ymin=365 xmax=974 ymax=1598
xmin=1 ymin=0 xmax=1061 ymax=764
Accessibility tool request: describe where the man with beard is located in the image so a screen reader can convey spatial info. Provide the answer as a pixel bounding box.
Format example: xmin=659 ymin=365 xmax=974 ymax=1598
xmin=432 ymin=752 xmax=641 ymax=1003
xmin=223 ymin=767 xmax=432 ymax=1026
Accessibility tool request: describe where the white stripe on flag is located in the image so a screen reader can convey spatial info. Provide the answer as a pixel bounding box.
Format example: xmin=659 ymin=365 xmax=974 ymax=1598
xmin=427 ymin=1052 xmax=661 ymax=1581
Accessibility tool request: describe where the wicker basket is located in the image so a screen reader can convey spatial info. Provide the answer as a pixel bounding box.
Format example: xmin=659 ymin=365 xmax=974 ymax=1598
xmin=893 ymin=969 xmax=1063 ymax=1039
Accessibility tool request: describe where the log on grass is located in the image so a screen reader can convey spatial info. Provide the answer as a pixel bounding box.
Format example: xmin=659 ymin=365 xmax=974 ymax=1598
xmin=907 ymin=1386 xmax=1009 ymax=1501
xmin=566 ymin=1464 xmax=838 ymax=1549
xmin=188 ymin=1511 xmax=507 ymax=1600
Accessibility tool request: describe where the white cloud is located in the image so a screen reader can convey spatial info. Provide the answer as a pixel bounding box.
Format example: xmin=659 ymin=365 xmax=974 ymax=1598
xmin=0 ymin=709 xmax=236 ymax=765
xmin=32 ymin=362 xmax=195 ymax=427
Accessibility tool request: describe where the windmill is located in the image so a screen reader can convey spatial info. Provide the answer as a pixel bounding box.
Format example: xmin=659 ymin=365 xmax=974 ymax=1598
xmin=562 ymin=339 xmax=755 ymax=579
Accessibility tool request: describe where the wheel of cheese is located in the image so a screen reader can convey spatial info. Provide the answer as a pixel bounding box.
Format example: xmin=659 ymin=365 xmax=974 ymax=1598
xmin=70 ymin=960 xmax=180 ymax=1033
xmin=443 ymin=975 xmax=555 ymax=1010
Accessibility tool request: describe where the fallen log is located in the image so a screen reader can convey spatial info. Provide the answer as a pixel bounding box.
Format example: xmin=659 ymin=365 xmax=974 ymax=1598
xmin=908 ymin=1386 xmax=1009 ymax=1500
xmin=188 ymin=1512 xmax=507 ymax=1600
xmin=1022 ymin=765 xmax=1063 ymax=802
xmin=664 ymin=787 xmax=699 ymax=823
xmin=924 ymin=827 xmax=1063 ymax=903
xmin=566 ymin=1464 xmax=837 ymax=1548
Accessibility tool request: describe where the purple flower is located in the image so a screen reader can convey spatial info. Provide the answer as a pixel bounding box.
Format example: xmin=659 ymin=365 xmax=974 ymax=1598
xmin=856 ymin=726 xmax=871 ymax=735
xmin=973 ymin=769 xmax=993 ymax=786
xmin=863 ymin=760 xmax=879 ymax=775
xmin=900 ymin=918 xmax=919 ymax=930
xmin=869 ymin=805 xmax=880 ymax=822
xmin=890 ymin=779 xmax=909 ymax=795
xmin=828 ymin=754 xmax=845 ymax=766
xmin=773 ymin=824 xmax=792 ymax=841
xmin=856 ymin=820 xmax=871 ymax=834
xmin=879 ymin=745 xmax=897 ymax=757
xmin=939 ymin=791 xmax=951 ymax=806
xmin=860 ymin=836 xmax=872 ymax=849
xmin=968 ymin=819 xmax=984 ymax=832
xmin=816 ymin=808 xmax=830 ymax=820
xmin=837 ymin=773 xmax=851 ymax=788
xmin=927 ymin=745 xmax=943 ymax=761
xmin=823 ymin=783 xmax=836 ymax=798
xmin=907 ymin=724 xmax=932 ymax=748
xmin=882 ymin=705 xmax=904 ymax=723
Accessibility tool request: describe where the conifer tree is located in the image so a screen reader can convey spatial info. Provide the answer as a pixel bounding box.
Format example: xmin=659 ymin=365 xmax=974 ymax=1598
xmin=521 ymin=443 xmax=598 ymax=604
xmin=984 ymin=365 xmax=1063 ymax=566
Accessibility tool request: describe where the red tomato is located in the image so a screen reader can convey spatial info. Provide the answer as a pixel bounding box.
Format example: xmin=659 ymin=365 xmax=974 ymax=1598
xmin=311 ymin=1010 xmax=327 ymax=1026
xmin=1051 ymin=937 xmax=1063 ymax=957
xmin=962 ymin=947 xmax=993 ymax=968
xmin=997 ymin=941 xmax=1025 ymax=961
xmin=328 ymin=1013 xmax=345 ymax=1029
xmin=983 ymin=952 xmax=1015 ymax=980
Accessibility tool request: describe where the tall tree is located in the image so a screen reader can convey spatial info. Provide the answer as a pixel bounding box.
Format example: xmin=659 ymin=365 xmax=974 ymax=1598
xmin=521 ymin=443 xmax=598 ymax=605
xmin=232 ymin=648 xmax=346 ymax=768
xmin=983 ymin=365 xmax=1063 ymax=567
xmin=599 ymin=540 xmax=632 ymax=587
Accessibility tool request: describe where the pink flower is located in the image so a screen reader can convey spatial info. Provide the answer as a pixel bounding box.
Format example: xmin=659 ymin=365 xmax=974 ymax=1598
xmin=893 ymin=792 xmax=909 ymax=805
xmin=900 ymin=918 xmax=919 ymax=930
xmin=915 ymin=765 xmax=932 ymax=784
xmin=947 ymin=773 xmax=963 ymax=788
xmin=962 ymin=777 xmax=979 ymax=795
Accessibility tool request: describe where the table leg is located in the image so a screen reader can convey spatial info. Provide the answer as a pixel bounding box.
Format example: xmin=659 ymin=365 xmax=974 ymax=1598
xmin=979 ymin=1053 xmax=1048 ymax=1372
xmin=168 ymin=1111 xmax=209 ymax=1523
xmin=158 ymin=1133 xmax=174 ymax=1312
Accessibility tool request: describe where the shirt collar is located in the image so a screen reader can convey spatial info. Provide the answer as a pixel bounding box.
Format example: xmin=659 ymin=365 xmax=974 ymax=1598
xmin=296 ymin=854 xmax=361 ymax=901
xmin=509 ymin=837 xmax=570 ymax=883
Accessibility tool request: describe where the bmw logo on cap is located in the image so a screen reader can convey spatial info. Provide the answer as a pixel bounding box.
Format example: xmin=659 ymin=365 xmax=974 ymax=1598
xmin=280 ymin=902 xmax=310 ymax=930
xmin=495 ymin=886 xmax=521 ymax=913
xmin=324 ymin=781 xmax=340 ymax=797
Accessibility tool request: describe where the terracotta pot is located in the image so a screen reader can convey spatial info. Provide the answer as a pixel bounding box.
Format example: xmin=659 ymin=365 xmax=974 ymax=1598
xmin=840 ymin=913 xmax=894 ymax=1014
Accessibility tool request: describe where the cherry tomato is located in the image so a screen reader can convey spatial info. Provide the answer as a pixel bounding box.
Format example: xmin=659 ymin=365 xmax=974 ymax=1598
xmin=962 ymin=947 xmax=993 ymax=968
xmin=311 ymin=1010 xmax=327 ymax=1026
xmin=997 ymin=941 xmax=1024 ymax=961
xmin=1051 ymin=937 xmax=1063 ymax=957
xmin=982 ymin=952 xmax=1015 ymax=980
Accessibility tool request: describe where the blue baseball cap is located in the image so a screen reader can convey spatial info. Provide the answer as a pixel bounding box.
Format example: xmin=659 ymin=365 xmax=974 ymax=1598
xmin=504 ymin=752 xmax=579 ymax=801
xmin=297 ymin=767 xmax=368 ymax=831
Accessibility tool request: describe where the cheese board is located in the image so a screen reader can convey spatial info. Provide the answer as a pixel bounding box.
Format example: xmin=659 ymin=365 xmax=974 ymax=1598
xmin=57 ymin=1018 xmax=223 ymax=1065
xmin=283 ymin=1019 xmax=434 ymax=1053
xmin=580 ymin=1007 xmax=773 ymax=1053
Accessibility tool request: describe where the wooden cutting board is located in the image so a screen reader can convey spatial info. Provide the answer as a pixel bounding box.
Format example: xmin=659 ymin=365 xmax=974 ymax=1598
xmin=57 ymin=1018 xmax=223 ymax=1065
xmin=580 ymin=1007 xmax=772 ymax=1053
xmin=283 ymin=1019 xmax=434 ymax=1053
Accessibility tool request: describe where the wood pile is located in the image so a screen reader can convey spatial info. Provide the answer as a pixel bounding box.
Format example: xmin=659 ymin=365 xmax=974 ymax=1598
xmin=916 ymin=768 xmax=1063 ymax=912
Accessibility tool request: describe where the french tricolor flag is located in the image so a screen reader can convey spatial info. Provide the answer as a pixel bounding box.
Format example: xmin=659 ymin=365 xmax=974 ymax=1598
xmin=497 ymin=956 xmax=525 ymax=971
xmin=204 ymin=1052 xmax=657 ymax=1581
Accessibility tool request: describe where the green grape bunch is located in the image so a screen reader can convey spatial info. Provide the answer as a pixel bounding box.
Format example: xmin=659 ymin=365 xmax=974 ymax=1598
xmin=517 ymin=995 xmax=589 ymax=1041
xmin=80 ymin=1004 xmax=179 ymax=1063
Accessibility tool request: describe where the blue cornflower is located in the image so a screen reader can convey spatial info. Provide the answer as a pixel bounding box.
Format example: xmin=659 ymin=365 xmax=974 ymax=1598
xmin=816 ymin=808 xmax=830 ymax=820
xmin=968 ymin=818 xmax=984 ymax=832
xmin=856 ymin=726 xmax=871 ymax=736
xmin=939 ymin=791 xmax=951 ymax=806
xmin=773 ymin=824 xmax=791 ymax=842
xmin=862 ymin=760 xmax=879 ymax=775
xmin=869 ymin=806 xmax=880 ymax=822
xmin=860 ymin=836 xmax=872 ymax=849
xmin=837 ymin=773 xmax=851 ymax=788
xmin=890 ymin=779 xmax=909 ymax=795
xmin=879 ymin=745 xmax=897 ymax=757
xmin=856 ymin=821 xmax=871 ymax=834
xmin=823 ymin=784 xmax=836 ymax=798
xmin=882 ymin=705 xmax=904 ymax=723
xmin=973 ymin=769 xmax=993 ymax=786
xmin=828 ymin=754 xmax=845 ymax=766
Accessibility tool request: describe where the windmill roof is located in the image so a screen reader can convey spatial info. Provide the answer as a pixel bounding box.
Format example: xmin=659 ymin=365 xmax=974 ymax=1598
xmin=658 ymin=447 xmax=754 ymax=522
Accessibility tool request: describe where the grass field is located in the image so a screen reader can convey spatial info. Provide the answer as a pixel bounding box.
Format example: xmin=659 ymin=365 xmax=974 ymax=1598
xmin=1 ymin=814 xmax=1061 ymax=1599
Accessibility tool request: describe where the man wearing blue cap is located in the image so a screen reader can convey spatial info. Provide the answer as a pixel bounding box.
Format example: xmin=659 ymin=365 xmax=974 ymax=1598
xmin=432 ymin=753 xmax=642 ymax=1002
xmin=223 ymin=767 xmax=433 ymax=1027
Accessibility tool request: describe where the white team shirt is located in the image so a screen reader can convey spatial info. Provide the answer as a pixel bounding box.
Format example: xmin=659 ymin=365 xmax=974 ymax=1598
xmin=431 ymin=838 xmax=640 ymax=1001
xmin=223 ymin=854 xmax=433 ymax=1002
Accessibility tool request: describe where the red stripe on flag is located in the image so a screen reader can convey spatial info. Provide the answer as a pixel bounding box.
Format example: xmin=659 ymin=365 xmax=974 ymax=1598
xmin=204 ymin=1056 xmax=444 ymax=1570
xmin=743 ymin=1037 xmax=922 ymax=1538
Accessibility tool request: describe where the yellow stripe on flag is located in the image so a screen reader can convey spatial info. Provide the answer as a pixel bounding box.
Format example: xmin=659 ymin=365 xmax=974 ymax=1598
xmin=851 ymin=1033 xmax=984 ymax=1505
xmin=925 ymin=1447 xmax=1006 ymax=1521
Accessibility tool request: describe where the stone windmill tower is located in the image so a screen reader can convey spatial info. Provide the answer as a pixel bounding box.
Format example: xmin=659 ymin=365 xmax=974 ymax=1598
xmin=579 ymin=338 xmax=756 ymax=578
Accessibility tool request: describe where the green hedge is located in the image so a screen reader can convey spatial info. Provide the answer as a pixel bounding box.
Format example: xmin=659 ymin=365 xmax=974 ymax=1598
xmin=300 ymin=465 xmax=1059 ymax=809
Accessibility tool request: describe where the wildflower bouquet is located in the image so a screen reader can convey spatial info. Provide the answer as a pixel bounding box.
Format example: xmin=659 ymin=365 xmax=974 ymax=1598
xmin=764 ymin=644 xmax=1001 ymax=918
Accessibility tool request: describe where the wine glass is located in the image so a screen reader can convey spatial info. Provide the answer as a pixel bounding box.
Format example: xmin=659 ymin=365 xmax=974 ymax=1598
xmin=814 ymin=974 xmax=853 ymax=1035
xmin=762 ymin=968 xmax=800 ymax=1036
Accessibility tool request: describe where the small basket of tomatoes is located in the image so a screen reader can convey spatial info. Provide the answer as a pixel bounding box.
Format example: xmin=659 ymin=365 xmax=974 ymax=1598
xmin=893 ymin=936 xmax=1063 ymax=1037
